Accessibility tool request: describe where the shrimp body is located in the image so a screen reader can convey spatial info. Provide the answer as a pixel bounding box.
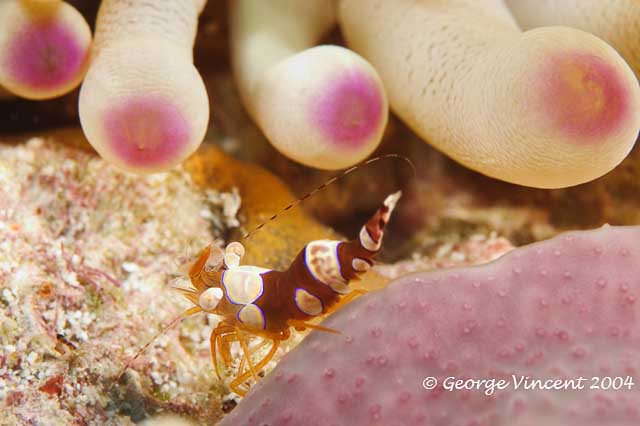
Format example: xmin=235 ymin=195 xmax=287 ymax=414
xmin=180 ymin=191 xmax=402 ymax=394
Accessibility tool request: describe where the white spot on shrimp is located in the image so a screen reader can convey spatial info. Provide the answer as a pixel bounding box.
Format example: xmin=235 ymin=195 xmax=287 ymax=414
xmin=305 ymin=240 xmax=348 ymax=293
xmin=237 ymin=304 xmax=266 ymax=330
xmin=359 ymin=226 xmax=381 ymax=251
xmin=294 ymin=288 xmax=323 ymax=316
xmin=199 ymin=287 xmax=223 ymax=311
xmin=222 ymin=266 xmax=269 ymax=304
xmin=352 ymin=258 xmax=371 ymax=272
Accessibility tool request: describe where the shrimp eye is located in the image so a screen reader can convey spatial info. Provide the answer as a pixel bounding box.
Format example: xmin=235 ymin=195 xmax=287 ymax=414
xmin=224 ymin=242 xmax=245 ymax=268
xmin=199 ymin=287 xmax=224 ymax=311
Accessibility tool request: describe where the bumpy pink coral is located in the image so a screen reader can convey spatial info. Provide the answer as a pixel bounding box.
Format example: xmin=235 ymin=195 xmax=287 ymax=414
xmin=221 ymin=225 xmax=640 ymax=425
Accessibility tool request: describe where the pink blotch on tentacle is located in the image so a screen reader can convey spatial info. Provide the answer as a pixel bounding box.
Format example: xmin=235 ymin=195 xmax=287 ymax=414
xmin=5 ymin=20 xmax=86 ymax=90
xmin=537 ymin=52 xmax=631 ymax=144
xmin=312 ymin=71 xmax=384 ymax=149
xmin=103 ymin=96 xmax=190 ymax=169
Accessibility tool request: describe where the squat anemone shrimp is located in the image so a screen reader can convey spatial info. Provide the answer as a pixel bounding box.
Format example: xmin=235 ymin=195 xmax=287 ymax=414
xmin=117 ymin=155 xmax=413 ymax=396
xmin=177 ymin=190 xmax=401 ymax=395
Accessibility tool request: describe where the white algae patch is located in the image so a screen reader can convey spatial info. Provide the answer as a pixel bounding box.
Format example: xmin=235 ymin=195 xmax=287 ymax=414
xmin=0 ymin=138 xmax=240 ymax=425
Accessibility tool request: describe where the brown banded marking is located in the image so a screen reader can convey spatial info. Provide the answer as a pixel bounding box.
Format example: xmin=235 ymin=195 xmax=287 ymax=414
xmin=358 ymin=191 xmax=401 ymax=252
xmin=304 ymin=240 xmax=349 ymax=294
xmin=359 ymin=225 xmax=381 ymax=252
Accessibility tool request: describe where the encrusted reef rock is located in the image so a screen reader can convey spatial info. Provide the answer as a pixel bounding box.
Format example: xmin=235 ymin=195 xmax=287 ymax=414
xmin=221 ymin=225 xmax=640 ymax=426
xmin=1 ymin=135 xmax=222 ymax=425
xmin=0 ymin=132 xmax=349 ymax=425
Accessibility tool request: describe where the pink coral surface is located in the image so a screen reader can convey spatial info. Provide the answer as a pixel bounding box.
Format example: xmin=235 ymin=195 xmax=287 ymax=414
xmin=221 ymin=225 xmax=640 ymax=426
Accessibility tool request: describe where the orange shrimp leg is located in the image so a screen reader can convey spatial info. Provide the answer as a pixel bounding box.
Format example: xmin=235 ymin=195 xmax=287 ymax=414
xmin=237 ymin=339 xmax=270 ymax=377
xmin=235 ymin=326 xmax=259 ymax=382
xmin=218 ymin=332 xmax=240 ymax=365
xmin=328 ymin=288 xmax=367 ymax=313
xmin=230 ymin=339 xmax=281 ymax=396
xmin=210 ymin=322 xmax=236 ymax=380
xmin=287 ymin=319 xmax=341 ymax=334
xmin=231 ymin=330 xmax=291 ymax=395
